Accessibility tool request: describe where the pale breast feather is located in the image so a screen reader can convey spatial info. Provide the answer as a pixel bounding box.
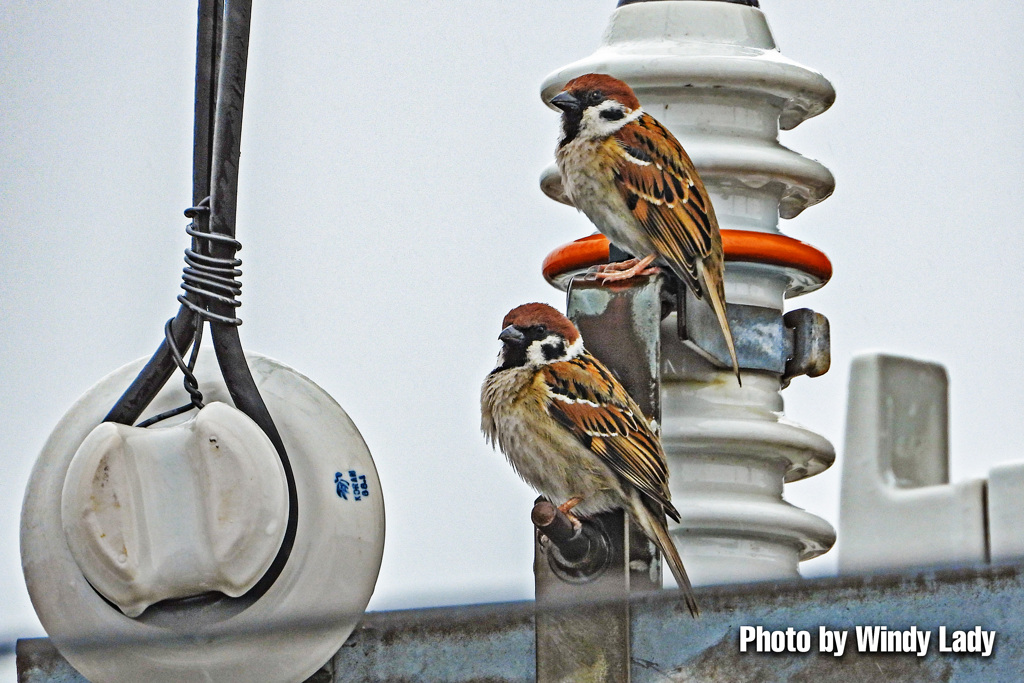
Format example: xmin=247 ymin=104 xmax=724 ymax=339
xmin=556 ymin=137 xmax=657 ymax=259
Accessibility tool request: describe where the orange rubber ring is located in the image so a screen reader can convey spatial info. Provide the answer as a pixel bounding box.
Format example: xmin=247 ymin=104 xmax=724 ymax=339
xmin=541 ymin=233 xmax=610 ymax=283
xmin=542 ymin=230 xmax=832 ymax=285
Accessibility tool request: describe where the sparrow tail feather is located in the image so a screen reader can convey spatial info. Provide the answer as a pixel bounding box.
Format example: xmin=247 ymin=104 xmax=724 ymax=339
xmin=699 ymin=261 xmax=741 ymax=386
xmin=637 ymin=505 xmax=700 ymax=618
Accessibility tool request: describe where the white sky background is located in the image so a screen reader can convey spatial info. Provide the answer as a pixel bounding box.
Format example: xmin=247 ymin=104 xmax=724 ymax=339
xmin=2 ymin=0 xmax=1023 ymax=666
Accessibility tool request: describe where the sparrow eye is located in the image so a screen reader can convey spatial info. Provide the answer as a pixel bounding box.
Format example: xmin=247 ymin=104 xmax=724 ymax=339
xmin=588 ymin=91 xmax=604 ymax=105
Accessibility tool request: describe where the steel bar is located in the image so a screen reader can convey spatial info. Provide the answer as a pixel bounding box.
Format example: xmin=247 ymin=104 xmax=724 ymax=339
xmin=24 ymin=562 xmax=1024 ymax=682
xmin=566 ymin=274 xmax=663 ymax=419
xmin=535 ymin=510 xmax=635 ymax=683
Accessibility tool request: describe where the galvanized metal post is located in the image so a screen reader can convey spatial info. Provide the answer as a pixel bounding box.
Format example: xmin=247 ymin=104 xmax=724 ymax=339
xmin=533 ymin=276 xmax=664 ymax=683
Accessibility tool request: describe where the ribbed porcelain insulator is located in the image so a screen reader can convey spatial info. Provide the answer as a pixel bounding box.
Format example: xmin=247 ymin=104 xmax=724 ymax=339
xmin=541 ymin=0 xmax=837 ymax=583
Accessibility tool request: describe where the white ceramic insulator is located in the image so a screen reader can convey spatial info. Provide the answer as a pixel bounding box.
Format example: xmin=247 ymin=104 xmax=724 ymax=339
xmin=61 ymin=402 xmax=289 ymax=617
xmin=540 ymin=0 xmax=838 ymax=583
xmin=661 ymin=316 xmax=835 ymax=584
xmin=22 ymin=350 xmax=384 ymax=683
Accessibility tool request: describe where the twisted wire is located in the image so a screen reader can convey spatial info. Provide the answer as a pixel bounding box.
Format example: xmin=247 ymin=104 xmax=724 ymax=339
xmin=135 ymin=199 xmax=242 ymax=427
xmin=136 ymin=318 xmax=205 ymax=428
xmin=178 ymin=202 xmax=242 ymax=326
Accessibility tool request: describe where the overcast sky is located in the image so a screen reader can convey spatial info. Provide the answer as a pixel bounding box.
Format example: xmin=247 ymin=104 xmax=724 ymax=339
xmin=2 ymin=0 xmax=1023 ymax=672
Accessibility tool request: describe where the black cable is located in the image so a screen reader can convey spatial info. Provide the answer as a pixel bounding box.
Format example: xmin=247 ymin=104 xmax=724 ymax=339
xmin=100 ymin=0 xmax=296 ymax=600
xmin=101 ymin=0 xmax=220 ymax=427
xmin=204 ymin=0 xmax=297 ymax=598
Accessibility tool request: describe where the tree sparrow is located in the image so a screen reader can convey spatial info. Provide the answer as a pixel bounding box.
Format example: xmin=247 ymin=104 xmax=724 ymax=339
xmin=481 ymin=302 xmax=698 ymax=617
xmin=550 ymin=73 xmax=740 ymax=384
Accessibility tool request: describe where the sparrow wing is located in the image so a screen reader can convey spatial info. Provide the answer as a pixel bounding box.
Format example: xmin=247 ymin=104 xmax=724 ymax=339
xmin=541 ymin=353 xmax=680 ymax=520
xmin=609 ymin=114 xmax=718 ymax=298
xmin=610 ymin=115 xmax=742 ymax=383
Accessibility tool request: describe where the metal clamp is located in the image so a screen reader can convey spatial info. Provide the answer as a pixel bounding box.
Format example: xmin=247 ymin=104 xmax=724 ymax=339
xmin=677 ymin=286 xmax=830 ymax=384
xmin=783 ymin=308 xmax=830 ymax=386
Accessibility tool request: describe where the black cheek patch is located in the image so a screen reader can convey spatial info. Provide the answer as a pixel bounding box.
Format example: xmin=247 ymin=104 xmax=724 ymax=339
xmin=600 ymin=108 xmax=625 ymax=121
xmin=541 ymin=340 xmax=566 ymax=361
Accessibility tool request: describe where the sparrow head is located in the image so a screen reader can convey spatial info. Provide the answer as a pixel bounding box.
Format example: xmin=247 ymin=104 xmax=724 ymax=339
xmin=493 ymin=303 xmax=584 ymax=372
xmin=549 ymin=73 xmax=642 ymax=146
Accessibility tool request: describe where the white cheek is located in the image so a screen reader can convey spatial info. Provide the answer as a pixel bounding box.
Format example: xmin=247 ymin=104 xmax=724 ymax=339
xmin=526 ymin=339 xmax=552 ymax=367
xmin=525 ymin=335 xmax=585 ymax=366
xmin=494 ymin=347 xmax=506 ymax=370
xmin=526 ymin=335 xmax=565 ymax=366
xmin=580 ymin=104 xmax=643 ymax=139
xmin=565 ymin=336 xmax=584 ymax=359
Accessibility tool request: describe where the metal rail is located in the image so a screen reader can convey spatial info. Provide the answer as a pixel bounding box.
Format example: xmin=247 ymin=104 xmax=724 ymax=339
xmin=19 ymin=561 xmax=1024 ymax=682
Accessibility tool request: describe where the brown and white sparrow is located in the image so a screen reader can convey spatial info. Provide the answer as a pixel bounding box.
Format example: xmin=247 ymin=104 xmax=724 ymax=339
xmin=481 ymin=302 xmax=698 ymax=617
xmin=550 ymin=73 xmax=740 ymax=384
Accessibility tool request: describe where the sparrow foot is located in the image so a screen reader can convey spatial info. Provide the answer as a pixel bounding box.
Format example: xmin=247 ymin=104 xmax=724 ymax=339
xmin=558 ymin=497 xmax=584 ymax=530
xmin=592 ymin=254 xmax=660 ymax=283
xmin=558 ymin=496 xmax=584 ymax=515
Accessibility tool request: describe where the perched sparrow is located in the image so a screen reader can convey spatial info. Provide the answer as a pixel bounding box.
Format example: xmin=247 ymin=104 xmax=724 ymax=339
xmin=481 ymin=302 xmax=698 ymax=617
xmin=550 ymin=73 xmax=740 ymax=384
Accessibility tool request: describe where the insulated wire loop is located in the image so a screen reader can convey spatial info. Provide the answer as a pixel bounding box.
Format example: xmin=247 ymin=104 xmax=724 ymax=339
xmin=135 ymin=198 xmax=243 ymax=427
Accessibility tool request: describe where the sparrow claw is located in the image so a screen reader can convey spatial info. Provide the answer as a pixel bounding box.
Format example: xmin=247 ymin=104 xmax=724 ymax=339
xmin=563 ymin=511 xmax=582 ymax=532
xmin=558 ymin=497 xmax=584 ymax=530
xmin=592 ymin=256 xmax=661 ymax=284
xmin=597 ymin=258 xmax=640 ymax=274
xmin=558 ymin=496 xmax=584 ymax=515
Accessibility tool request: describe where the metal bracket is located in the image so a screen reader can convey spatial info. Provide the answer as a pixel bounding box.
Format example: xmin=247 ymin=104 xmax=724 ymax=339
xmin=677 ymin=286 xmax=830 ymax=384
xmin=530 ymin=275 xmax=666 ymax=683
xmin=782 ymin=308 xmax=830 ymax=386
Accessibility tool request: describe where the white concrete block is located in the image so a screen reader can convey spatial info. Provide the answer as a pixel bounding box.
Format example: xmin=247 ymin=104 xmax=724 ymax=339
xmin=839 ymin=353 xmax=986 ymax=573
xmin=988 ymin=461 xmax=1024 ymax=562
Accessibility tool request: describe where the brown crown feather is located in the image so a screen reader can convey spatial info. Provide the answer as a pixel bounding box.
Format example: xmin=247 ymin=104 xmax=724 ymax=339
xmin=502 ymin=303 xmax=580 ymax=344
xmin=562 ymin=73 xmax=641 ymax=110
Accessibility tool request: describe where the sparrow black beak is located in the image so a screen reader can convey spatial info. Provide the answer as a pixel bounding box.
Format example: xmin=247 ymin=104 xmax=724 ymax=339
xmin=549 ymin=91 xmax=580 ymax=113
xmin=499 ymin=325 xmax=525 ymax=345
